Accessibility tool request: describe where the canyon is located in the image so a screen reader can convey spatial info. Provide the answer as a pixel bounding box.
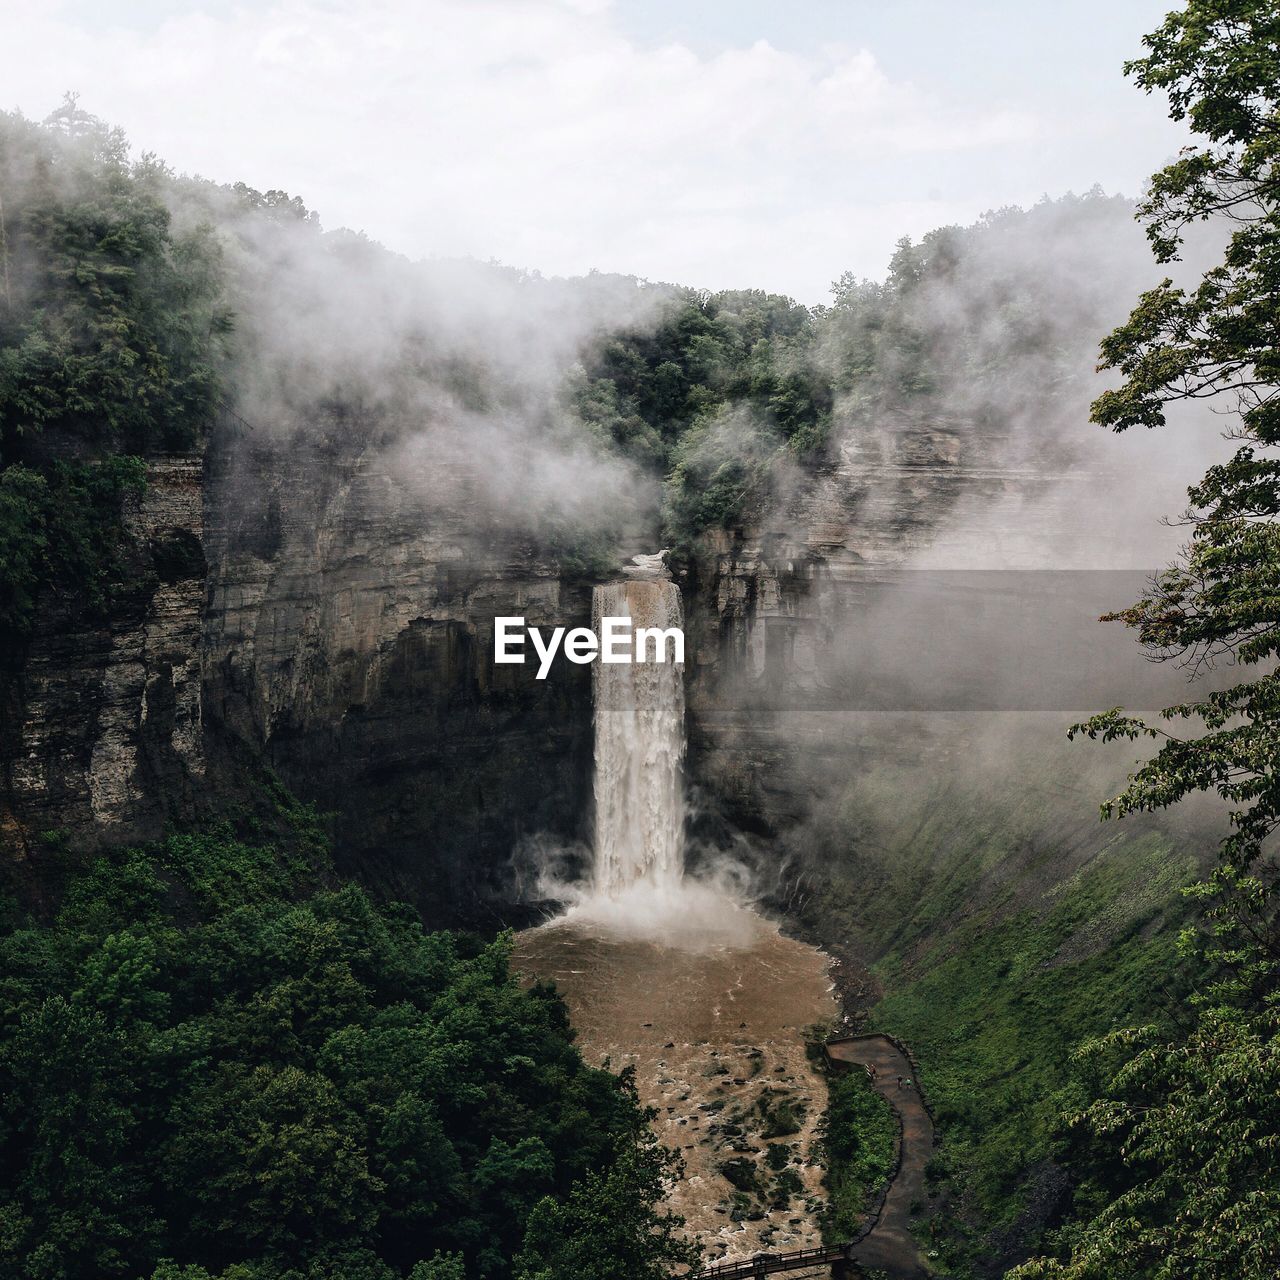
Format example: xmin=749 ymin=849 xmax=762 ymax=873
xmin=0 ymin=383 xmax=1222 ymax=1280
xmin=1 ymin=397 xmax=1210 ymax=933
xmin=0 ymin=198 xmax=1221 ymax=1280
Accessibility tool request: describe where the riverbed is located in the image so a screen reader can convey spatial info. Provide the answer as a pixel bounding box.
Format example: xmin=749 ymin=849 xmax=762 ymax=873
xmin=514 ymin=905 xmax=836 ymax=1263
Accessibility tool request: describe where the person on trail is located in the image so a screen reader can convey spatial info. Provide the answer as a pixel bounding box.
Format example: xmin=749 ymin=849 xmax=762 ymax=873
xmin=866 ymin=1064 xmax=877 ymax=1082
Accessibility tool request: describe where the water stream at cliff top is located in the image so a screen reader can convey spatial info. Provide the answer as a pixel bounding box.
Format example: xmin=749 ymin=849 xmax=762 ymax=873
xmin=514 ymin=560 xmax=835 ymax=1262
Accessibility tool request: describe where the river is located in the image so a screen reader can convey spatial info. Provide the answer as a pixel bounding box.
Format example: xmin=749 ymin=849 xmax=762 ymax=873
xmin=515 ymin=899 xmax=836 ymax=1263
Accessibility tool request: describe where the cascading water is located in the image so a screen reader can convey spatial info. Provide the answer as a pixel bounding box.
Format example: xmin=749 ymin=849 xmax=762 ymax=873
xmin=517 ymin=560 xmax=834 ymax=1261
xmin=591 ymin=577 xmax=685 ymax=896
xmin=516 ymin=564 xmax=835 ymax=1260
xmin=543 ymin=559 xmax=752 ymax=939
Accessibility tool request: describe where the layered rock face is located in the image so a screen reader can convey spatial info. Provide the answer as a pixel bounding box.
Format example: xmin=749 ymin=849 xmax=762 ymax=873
xmin=1 ymin=424 xmax=597 ymax=924
xmin=678 ymin=417 xmax=1212 ymax=921
xmin=201 ymin=425 xmax=596 ymax=921
xmin=683 ymin=421 xmax=1015 ymax=840
xmin=1 ymin=456 xmax=207 ymax=873
xmin=0 ymin=405 xmax=1202 ymax=926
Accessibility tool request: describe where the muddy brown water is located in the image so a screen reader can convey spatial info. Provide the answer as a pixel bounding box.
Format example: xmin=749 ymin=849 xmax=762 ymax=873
xmin=514 ymin=910 xmax=836 ymax=1264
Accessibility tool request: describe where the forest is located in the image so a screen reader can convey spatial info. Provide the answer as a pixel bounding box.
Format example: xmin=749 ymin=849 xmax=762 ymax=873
xmin=2 ymin=2 xmax=1278 ymax=1278
xmin=0 ymin=803 xmax=697 ymax=1280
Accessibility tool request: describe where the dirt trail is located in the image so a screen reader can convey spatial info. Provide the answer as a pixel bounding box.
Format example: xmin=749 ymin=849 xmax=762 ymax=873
xmin=827 ymin=1035 xmax=935 ymax=1279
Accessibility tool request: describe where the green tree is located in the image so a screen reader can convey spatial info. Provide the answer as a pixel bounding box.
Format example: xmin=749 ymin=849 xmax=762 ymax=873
xmin=1075 ymin=0 xmax=1280 ymax=878
xmin=1016 ymin=4 xmax=1280 ymax=1276
xmin=0 ymin=98 xmax=230 ymax=457
xmin=1013 ymin=1004 xmax=1280 ymax=1280
xmin=513 ymin=1126 xmax=701 ymax=1280
xmin=0 ymin=102 xmax=230 ymax=639
xmin=0 ymin=831 xmax=668 ymax=1280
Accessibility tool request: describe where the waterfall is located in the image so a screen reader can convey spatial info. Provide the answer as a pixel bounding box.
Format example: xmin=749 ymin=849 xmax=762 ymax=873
xmin=536 ymin=568 xmax=755 ymax=945
xmin=591 ymin=578 xmax=685 ymax=896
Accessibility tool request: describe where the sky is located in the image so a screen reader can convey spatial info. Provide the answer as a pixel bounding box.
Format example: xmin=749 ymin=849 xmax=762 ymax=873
xmin=0 ymin=0 xmax=1190 ymax=303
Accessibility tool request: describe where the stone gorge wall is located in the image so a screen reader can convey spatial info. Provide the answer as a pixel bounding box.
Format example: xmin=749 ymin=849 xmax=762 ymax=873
xmin=683 ymin=417 xmax=1016 ymax=840
xmin=1 ymin=402 xmax=1206 ymax=930
xmin=1 ymin=423 xmax=596 ymax=925
xmin=1 ymin=457 xmax=208 ymax=879
xmin=679 ymin=413 xmax=1215 ymax=941
xmin=0 ymin=407 xmax=921 ymax=917
xmin=202 ymin=424 xmax=596 ymax=922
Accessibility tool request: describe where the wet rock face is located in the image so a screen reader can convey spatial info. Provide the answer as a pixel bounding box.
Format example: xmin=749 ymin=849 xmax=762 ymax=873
xmin=680 ymin=429 xmax=971 ymax=843
xmin=2 ymin=429 xmax=596 ymax=924
xmin=200 ymin=430 xmax=596 ymax=923
xmin=678 ymin=420 xmax=1126 ymax=845
xmin=0 ymin=409 xmax=1126 ymax=919
xmin=1 ymin=457 xmax=208 ymax=867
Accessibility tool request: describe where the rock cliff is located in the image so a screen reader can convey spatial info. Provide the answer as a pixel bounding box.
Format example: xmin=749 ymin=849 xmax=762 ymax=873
xmin=1 ymin=404 xmax=1206 ymax=929
xmin=678 ymin=415 xmax=1215 ymax=937
xmin=1 ymin=456 xmax=207 ymax=882
xmin=1 ymin=421 xmax=597 ymax=925
xmin=202 ymin=422 xmax=596 ymax=922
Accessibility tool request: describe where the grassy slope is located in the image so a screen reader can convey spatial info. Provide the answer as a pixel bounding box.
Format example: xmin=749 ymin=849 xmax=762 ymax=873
xmin=870 ymin=835 xmax=1194 ymax=1274
xmin=784 ymin=716 xmax=1207 ymax=1275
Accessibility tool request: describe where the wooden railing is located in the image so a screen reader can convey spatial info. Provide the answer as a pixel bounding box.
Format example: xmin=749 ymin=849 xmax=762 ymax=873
xmin=690 ymin=1242 xmax=851 ymax=1278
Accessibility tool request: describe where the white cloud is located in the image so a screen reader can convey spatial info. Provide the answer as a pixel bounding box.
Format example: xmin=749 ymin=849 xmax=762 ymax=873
xmin=1 ymin=0 xmax=1060 ymax=300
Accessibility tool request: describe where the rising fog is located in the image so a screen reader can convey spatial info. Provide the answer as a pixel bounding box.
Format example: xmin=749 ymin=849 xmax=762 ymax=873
xmin=151 ymin=146 xmax=1242 ymax=914
xmin=677 ymin=193 xmax=1239 ymax=914
xmin=165 ymin=177 xmax=678 ymax=551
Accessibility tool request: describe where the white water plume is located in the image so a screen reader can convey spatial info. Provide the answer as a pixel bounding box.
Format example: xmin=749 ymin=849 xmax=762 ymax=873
xmin=558 ymin=865 xmax=768 ymax=947
xmin=530 ymin=565 xmax=764 ymax=948
xmin=590 ymin=577 xmax=686 ymax=896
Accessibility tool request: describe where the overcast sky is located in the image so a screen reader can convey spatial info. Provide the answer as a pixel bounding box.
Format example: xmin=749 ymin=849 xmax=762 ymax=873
xmin=1 ymin=0 xmax=1189 ymax=303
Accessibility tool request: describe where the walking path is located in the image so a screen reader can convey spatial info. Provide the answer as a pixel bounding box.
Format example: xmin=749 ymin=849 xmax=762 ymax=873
xmin=827 ymin=1034 xmax=935 ymax=1278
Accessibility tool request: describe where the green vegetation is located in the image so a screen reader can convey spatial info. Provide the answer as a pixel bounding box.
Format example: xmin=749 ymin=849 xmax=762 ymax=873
xmin=1011 ymin=998 xmax=1280 ymax=1280
xmin=0 ymin=827 xmax=696 ymax=1280
xmin=0 ymin=456 xmax=146 ymax=633
xmin=0 ymin=98 xmax=229 ymax=639
xmin=1012 ymin=4 xmax=1280 ymax=1276
xmin=819 ymin=1068 xmax=896 ymax=1241
xmin=869 ymin=841 xmax=1194 ymax=1273
xmin=0 ymin=98 xmax=228 ymax=453
xmin=569 ymin=190 xmax=1130 ymax=552
xmin=566 ymin=287 xmax=832 ymax=544
xmin=570 ymin=288 xmax=827 ymax=468
xmin=782 ymin=722 xmax=1207 ymax=1271
xmin=514 ymin=1134 xmax=697 ymax=1280
xmin=8 ymin=6 xmax=1279 ymax=1273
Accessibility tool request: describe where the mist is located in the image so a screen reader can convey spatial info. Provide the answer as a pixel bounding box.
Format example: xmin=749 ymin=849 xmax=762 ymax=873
xmin=164 ymin=176 xmax=682 ymax=553
xmin=679 ymin=192 xmax=1240 ymax=930
xmin=15 ymin=105 xmax=1231 ymax=915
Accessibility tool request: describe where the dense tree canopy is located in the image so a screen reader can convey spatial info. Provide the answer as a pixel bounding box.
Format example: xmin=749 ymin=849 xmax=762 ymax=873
xmin=0 ymin=825 xmax=694 ymax=1280
xmin=0 ymin=96 xmax=229 ymax=459
xmin=1020 ymin=4 xmax=1280 ymax=1276
xmin=513 ymin=1134 xmax=699 ymax=1280
xmin=573 ymin=192 xmax=1135 ymax=552
xmin=565 ymin=286 xmax=832 ymax=542
xmin=0 ymin=99 xmax=230 ymax=638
